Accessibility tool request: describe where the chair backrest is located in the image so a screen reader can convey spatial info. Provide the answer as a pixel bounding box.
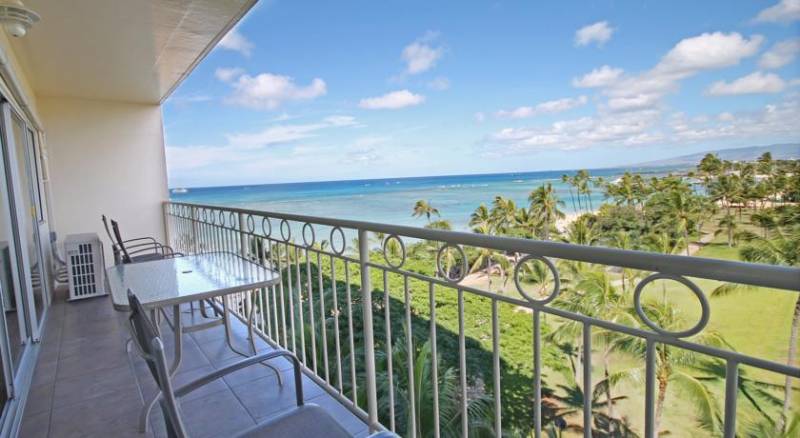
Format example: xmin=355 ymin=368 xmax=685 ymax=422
xmin=127 ymin=291 xmax=188 ymax=438
xmin=100 ymin=215 xmax=115 ymax=245
xmin=110 ymin=219 xmax=132 ymax=264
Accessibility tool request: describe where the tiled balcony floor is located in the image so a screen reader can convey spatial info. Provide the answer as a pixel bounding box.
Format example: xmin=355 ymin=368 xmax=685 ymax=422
xmin=20 ymin=288 xmax=368 ymax=438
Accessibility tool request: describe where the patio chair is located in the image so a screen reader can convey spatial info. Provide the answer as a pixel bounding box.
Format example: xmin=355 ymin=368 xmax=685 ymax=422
xmin=102 ymin=215 xmax=180 ymax=264
xmin=126 ymin=290 xmax=397 ymax=438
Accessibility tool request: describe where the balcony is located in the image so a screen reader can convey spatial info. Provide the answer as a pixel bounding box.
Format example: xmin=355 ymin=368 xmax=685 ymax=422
xmin=0 ymin=1 xmax=796 ymax=437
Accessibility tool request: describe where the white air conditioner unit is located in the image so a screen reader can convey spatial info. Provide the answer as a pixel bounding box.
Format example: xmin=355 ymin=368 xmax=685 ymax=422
xmin=65 ymin=233 xmax=106 ymax=301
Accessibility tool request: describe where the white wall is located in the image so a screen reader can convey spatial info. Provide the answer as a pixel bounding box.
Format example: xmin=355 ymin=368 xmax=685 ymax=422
xmin=39 ymin=96 xmax=168 ymax=264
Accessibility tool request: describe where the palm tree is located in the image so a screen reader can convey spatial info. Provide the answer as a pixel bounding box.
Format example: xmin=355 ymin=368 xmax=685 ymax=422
xmin=715 ymin=214 xmax=738 ymax=247
xmin=490 ymin=196 xmax=518 ymax=235
xmin=515 ymin=207 xmax=542 ymax=239
xmin=469 ymin=204 xmax=493 ymax=234
xmin=576 ymin=170 xmax=594 ymax=212
xmin=663 ymin=190 xmax=701 ymax=255
xmin=426 ymin=219 xmax=452 ymax=231
xmin=714 ymin=222 xmax=800 ymax=433
xmin=376 ymin=336 xmax=493 ymax=437
xmin=549 ymin=370 xmax=637 ymax=437
xmin=413 ymin=200 xmax=440 ymax=222
xmin=618 ymin=301 xmax=733 ymax=435
xmin=745 ymin=413 xmax=800 ymax=438
xmin=550 ymin=269 xmax=634 ymax=434
xmin=606 ymin=231 xmax=637 ymax=293
xmin=529 ymin=183 xmax=565 ymax=240
xmin=561 ymin=215 xmax=600 ymax=246
xmin=562 ymin=174 xmax=579 ymax=213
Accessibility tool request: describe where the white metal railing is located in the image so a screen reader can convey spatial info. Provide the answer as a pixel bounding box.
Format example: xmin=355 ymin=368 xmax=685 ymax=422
xmin=164 ymin=201 xmax=799 ymax=438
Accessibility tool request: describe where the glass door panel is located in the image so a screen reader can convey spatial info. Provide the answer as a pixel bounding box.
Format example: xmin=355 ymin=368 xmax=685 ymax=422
xmin=9 ymin=113 xmax=46 ymax=331
xmin=0 ymin=103 xmax=27 ymax=382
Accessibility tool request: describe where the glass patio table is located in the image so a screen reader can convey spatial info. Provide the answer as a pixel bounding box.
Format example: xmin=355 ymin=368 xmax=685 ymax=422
xmin=106 ymin=251 xmax=281 ymax=432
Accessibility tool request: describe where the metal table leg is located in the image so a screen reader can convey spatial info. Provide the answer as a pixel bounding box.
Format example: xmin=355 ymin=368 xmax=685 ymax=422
xmin=139 ymin=305 xmax=183 ymax=433
xmin=222 ymin=294 xmax=283 ymax=385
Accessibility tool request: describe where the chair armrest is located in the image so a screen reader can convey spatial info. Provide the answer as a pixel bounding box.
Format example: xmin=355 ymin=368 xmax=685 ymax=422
xmin=122 ymin=236 xmax=160 ymax=244
xmin=174 ymin=350 xmax=303 ymax=404
xmin=367 ymin=432 xmax=400 ymax=437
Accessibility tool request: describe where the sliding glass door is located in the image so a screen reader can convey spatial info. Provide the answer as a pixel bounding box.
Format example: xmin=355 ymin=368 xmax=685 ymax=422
xmin=8 ymin=112 xmax=49 ymax=330
xmin=0 ymin=102 xmax=33 ymax=409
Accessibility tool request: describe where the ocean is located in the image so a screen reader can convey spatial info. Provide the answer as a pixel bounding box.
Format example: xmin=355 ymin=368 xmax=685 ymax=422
xmin=170 ymin=167 xmax=682 ymax=231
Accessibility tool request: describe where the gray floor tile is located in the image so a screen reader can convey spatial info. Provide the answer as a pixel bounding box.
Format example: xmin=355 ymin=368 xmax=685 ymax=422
xmin=52 ymin=363 xmax=137 ymax=409
xmin=30 ymin=360 xmax=57 ymax=388
xmin=49 ymin=386 xmax=143 ymax=438
xmin=23 ymin=383 xmax=53 ymax=416
xmin=19 ymin=410 xmax=49 ymax=438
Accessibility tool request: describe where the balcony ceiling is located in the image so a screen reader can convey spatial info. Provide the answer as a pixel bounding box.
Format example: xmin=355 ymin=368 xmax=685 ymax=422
xmin=12 ymin=0 xmax=255 ymax=103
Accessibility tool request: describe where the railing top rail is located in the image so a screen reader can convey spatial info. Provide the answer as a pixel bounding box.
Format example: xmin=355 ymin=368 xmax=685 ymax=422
xmin=166 ymin=201 xmax=800 ymax=291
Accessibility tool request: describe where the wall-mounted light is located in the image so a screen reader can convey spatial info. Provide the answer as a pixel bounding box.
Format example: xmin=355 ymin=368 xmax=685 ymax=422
xmin=0 ymin=0 xmax=39 ymax=38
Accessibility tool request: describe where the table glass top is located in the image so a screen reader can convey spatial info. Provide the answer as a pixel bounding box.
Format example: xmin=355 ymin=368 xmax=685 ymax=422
xmin=107 ymin=252 xmax=280 ymax=310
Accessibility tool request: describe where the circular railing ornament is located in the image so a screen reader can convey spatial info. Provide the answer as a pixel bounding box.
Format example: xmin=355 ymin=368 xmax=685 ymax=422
xmin=228 ymin=212 xmax=237 ymax=229
xmin=382 ymin=234 xmax=406 ymax=269
xmin=218 ymin=211 xmax=225 ymax=226
xmin=330 ymin=227 xmax=346 ymax=255
xmin=246 ymin=215 xmax=255 ymax=233
xmin=280 ymin=219 xmax=292 ymax=242
xmin=513 ymin=255 xmax=561 ymax=305
xmin=634 ymin=273 xmax=710 ymax=338
xmin=262 ymin=217 xmax=272 ymax=237
xmin=436 ymin=244 xmax=468 ymax=283
xmin=302 ymin=223 xmax=316 ymax=248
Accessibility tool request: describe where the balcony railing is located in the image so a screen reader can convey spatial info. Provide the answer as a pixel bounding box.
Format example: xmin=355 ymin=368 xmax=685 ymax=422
xmin=163 ymin=201 xmax=799 ymax=438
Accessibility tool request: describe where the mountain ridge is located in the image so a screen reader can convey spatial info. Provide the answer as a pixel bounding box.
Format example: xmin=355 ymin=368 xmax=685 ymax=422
xmin=632 ymin=143 xmax=799 ymax=168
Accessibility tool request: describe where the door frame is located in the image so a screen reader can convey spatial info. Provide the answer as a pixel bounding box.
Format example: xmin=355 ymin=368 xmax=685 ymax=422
xmin=0 ymin=102 xmax=42 ymax=342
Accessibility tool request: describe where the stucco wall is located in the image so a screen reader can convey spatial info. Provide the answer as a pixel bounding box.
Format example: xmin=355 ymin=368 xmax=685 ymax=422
xmin=39 ymin=96 xmax=168 ymax=264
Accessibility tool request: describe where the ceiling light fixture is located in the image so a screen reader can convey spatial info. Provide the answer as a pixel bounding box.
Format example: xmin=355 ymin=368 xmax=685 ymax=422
xmin=0 ymin=0 xmax=39 ymax=38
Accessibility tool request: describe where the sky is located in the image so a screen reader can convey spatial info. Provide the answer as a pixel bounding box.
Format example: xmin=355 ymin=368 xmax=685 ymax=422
xmin=163 ymin=0 xmax=800 ymax=188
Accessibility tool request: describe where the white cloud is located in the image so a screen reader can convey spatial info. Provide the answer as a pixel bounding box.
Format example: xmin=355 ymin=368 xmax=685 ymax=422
xmin=706 ymin=72 xmax=786 ymax=95
xmin=754 ymin=0 xmax=800 ymax=23
xmin=759 ymin=38 xmax=800 ymax=69
xmin=496 ymin=96 xmax=587 ymax=119
xmin=215 ymin=67 xmax=245 ymax=82
xmin=718 ymin=112 xmax=735 ymax=121
xmin=572 ymin=65 xmax=624 ymax=88
xmin=358 ymin=90 xmax=425 ymax=109
xmin=221 ymin=72 xmax=327 ymax=110
xmin=167 ymin=116 xmax=359 ymax=174
xmin=474 ymin=112 xmax=486 ymax=123
xmin=575 ymin=21 xmax=614 ymax=47
xmin=342 ymin=136 xmax=390 ymax=164
xmin=487 ymin=97 xmax=800 ymax=155
xmin=402 ymin=32 xmax=444 ymax=75
xmin=428 ymin=77 xmax=450 ymax=91
xmin=606 ymin=94 xmax=661 ymax=111
xmin=791 ymin=78 xmax=800 ymax=87
xmin=489 ymin=109 xmax=661 ymax=152
xmin=596 ymin=32 xmax=764 ymax=111
xmin=654 ymin=32 xmax=764 ymax=75
xmin=218 ymin=28 xmax=254 ymax=57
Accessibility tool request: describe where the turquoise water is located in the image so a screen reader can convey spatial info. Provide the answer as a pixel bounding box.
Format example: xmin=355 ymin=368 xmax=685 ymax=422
xmin=170 ymin=167 xmax=681 ymax=231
